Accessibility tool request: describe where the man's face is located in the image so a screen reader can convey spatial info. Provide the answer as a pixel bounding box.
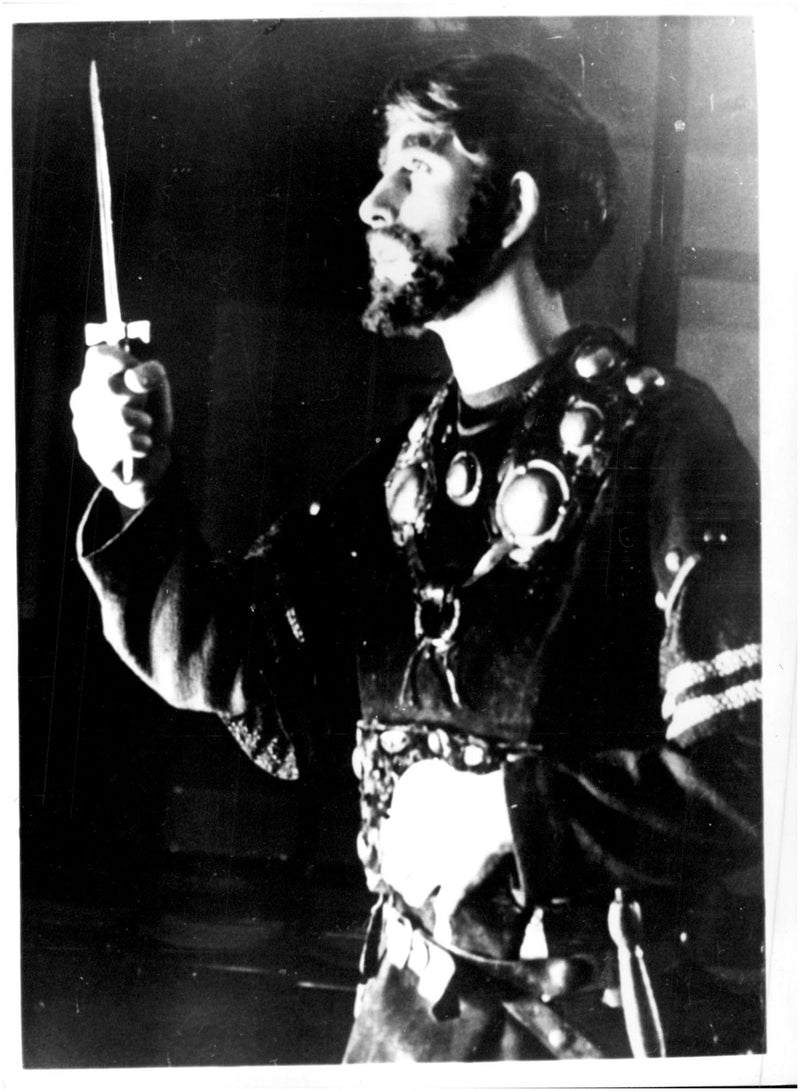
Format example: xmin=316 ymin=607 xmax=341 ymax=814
xmin=359 ymin=106 xmax=508 ymax=337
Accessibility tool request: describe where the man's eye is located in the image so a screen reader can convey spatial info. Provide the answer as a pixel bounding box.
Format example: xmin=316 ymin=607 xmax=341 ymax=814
xmin=407 ymin=157 xmax=432 ymax=175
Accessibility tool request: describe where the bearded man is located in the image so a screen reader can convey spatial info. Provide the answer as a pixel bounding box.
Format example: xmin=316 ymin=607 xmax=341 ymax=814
xmin=70 ymin=54 xmax=763 ymax=1062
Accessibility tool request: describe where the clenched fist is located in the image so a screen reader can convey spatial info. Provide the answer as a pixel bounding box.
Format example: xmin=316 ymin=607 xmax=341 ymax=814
xmin=70 ymin=344 xmax=173 ymax=509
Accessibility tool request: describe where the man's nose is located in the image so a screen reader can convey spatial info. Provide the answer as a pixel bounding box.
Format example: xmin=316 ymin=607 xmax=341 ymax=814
xmin=359 ymin=175 xmax=400 ymax=227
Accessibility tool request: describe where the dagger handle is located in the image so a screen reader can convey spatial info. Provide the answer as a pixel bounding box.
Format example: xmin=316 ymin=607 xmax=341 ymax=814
xmin=84 ymin=320 xmax=152 ymax=483
xmin=608 ymin=888 xmax=666 ymax=1058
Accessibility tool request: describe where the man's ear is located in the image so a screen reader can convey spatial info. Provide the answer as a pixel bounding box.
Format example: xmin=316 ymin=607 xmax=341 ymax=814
xmin=502 ymin=171 xmax=540 ymax=250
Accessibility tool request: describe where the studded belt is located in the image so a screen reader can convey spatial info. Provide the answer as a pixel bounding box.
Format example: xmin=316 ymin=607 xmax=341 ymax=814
xmin=354 ymin=717 xmax=541 ymax=775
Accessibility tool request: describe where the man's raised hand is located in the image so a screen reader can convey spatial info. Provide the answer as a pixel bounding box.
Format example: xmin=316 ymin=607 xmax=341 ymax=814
xmin=70 ymin=344 xmax=173 ymax=510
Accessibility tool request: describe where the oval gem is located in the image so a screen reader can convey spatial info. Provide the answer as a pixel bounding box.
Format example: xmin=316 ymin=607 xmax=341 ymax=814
xmin=446 ymin=450 xmax=482 ymax=506
xmin=665 ymin=548 xmax=682 ymax=574
xmin=462 ymin=742 xmax=486 ymax=768
xmin=380 ymin=727 xmax=410 ymax=755
xmin=559 ymin=405 xmax=602 ymax=452
xmin=625 ymin=366 xmax=665 ymax=396
xmin=574 ymin=344 xmax=617 ymax=380
xmin=387 ymin=465 xmax=426 ymax=527
xmin=498 ymin=469 xmax=561 ymax=540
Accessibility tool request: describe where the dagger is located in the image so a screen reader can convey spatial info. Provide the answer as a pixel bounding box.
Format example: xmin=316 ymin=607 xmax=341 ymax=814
xmin=607 ymin=888 xmax=666 ymax=1058
xmin=84 ymin=60 xmax=151 ymax=483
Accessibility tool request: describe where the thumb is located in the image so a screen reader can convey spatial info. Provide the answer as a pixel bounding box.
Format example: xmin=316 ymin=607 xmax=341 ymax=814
xmin=123 ymin=359 xmax=168 ymax=394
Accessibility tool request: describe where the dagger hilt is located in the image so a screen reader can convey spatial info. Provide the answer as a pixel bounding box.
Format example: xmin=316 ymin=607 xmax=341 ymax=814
xmin=84 ymin=319 xmax=153 ymax=483
xmin=84 ymin=319 xmax=151 ymax=348
xmin=607 ymin=887 xmax=666 ymax=1058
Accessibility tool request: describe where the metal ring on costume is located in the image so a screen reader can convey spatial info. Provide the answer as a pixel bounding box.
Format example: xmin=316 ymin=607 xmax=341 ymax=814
xmin=413 ymin=589 xmax=461 ymax=648
xmin=495 ymin=458 xmax=571 ymax=551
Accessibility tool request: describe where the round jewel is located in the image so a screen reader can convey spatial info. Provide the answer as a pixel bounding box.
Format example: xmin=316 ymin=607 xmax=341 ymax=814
xmin=496 ymin=461 xmax=570 ymax=546
xmin=559 ymin=404 xmax=603 ymax=453
xmin=574 ymin=344 xmax=618 ymax=379
xmin=445 ymin=450 xmax=482 ymax=507
xmin=387 ymin=464 xmax=426 ymax=527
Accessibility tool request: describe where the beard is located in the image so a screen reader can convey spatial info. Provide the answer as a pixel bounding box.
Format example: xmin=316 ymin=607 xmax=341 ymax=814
xmin=361 ymin=184 xmax=512 ymax=338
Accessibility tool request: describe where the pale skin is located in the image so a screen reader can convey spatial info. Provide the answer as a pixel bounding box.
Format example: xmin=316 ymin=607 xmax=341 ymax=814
xmin=71 ymin=107 xmax=569 ymax=509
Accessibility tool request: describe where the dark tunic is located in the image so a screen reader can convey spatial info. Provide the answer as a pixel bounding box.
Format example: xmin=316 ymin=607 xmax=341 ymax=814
xmin=78 ymin=327 xmax=763 ymax=1061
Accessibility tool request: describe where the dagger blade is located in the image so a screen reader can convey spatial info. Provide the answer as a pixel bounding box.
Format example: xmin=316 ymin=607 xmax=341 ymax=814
xmin=89 ymin=60 xmax=124 ymax=342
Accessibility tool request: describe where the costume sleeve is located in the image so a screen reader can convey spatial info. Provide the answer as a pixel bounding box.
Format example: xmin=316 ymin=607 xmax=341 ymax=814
xmin=77 ymin=469 xmax=358 ymax=782
xmin=506 ymin=378 xmax=762 ymax=907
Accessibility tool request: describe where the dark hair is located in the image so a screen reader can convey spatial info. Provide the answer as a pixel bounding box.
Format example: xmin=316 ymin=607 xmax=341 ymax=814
xmin=380 ymin=53 xmax=621 ymax=291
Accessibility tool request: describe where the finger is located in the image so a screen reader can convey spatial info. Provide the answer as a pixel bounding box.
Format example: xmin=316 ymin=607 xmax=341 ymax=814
xmin=127 ymin=360 xmax=173 ymax=438
xmin=127 ymin=432 xmax=154 ymax=455
xmin=121 ymin=407 xmax=154 ymax=431
xmin=123 ymin=360 xmax=167 ymax=395
xmin=106 ymin=411 xmax=153 ymax=445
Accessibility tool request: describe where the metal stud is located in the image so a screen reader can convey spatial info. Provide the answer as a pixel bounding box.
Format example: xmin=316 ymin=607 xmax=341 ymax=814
xmin=665 ymin=549 xmax=682 ymax=574
xmin=625 ymin=367 xmax=666 ymax=396
xmin=462 ymin=742 xmax=486 ymax=768
xmin=380 ymin=727 xmax=410 ymax=755
xmin=559 ymin=403 xmax=603 ymax=453
xmin=574 ymin=344 xmax=618 ymax=380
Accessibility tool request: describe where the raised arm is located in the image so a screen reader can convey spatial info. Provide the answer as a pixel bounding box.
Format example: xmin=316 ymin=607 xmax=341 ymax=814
xmin=71 ymin=345 xmax=355 ymax=781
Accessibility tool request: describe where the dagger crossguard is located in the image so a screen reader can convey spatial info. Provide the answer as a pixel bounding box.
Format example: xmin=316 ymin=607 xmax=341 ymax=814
xmin=85 ymin=319 xmax=152 ymax=348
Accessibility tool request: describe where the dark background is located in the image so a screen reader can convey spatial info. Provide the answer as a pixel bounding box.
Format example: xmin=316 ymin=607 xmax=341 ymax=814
xmin=14 ymin=16 xmax=759 ymax=1068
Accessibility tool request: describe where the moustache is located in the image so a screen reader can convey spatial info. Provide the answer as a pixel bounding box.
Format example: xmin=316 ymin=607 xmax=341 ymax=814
xmin=366 ymin=224 xmax=425 ymax=260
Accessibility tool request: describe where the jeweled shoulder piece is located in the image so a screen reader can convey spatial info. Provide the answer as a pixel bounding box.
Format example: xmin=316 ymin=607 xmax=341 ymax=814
xmin=385 ymin=383 xmax=452 ymax=547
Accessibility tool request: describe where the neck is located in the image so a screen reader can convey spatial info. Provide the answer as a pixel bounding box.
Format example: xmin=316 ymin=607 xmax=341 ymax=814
xmin=428 ymin=254 xmax=570 ymax=398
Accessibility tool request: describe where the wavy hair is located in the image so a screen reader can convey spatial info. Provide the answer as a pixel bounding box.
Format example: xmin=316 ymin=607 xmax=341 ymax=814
xmin=380 ymin=53 xmax=621 ymax=291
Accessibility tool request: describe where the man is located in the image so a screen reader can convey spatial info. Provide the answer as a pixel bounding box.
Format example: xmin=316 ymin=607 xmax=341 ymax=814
xmin=70 ymin=54 xmax=763 ymax=1062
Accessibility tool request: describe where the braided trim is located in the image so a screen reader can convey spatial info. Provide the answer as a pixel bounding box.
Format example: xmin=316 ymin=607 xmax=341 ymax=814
xmin=663 ymin=554 xmax=698 ymax=625
xmin=665 ymin=678 xmax=762 ymax=741
xmin=664 ymin=642 xmax=761 ymax=707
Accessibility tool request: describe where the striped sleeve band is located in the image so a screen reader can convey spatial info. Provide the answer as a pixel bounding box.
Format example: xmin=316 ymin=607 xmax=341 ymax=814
xmin=662 ymin=643 xmax=762 ymax=741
